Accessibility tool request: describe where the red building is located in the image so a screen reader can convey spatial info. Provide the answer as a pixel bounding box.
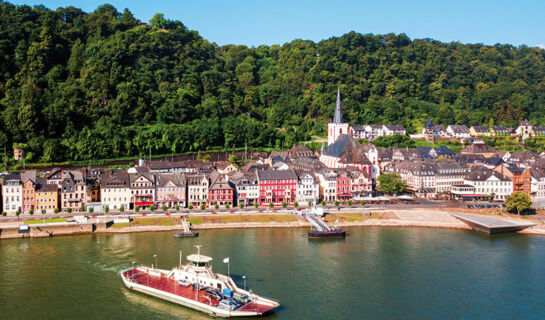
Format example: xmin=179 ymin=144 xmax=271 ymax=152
xmin=257 ymin=170 xmax=298 ymax=206
xmin=336 ymin=170 xmax=352 ymax=201
xmin=208 ymin=172 xmax=234 ymax=207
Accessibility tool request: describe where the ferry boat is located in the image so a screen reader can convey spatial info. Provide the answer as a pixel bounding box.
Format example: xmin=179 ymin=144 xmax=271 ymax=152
xmin=120 ymin=246 xmax=279 ymax=317
xmin=174 ymin=220 xmax=199 ymax=238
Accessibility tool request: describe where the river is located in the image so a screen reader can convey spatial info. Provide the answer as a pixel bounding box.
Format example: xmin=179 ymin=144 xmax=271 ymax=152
xmin=1 ymin=227 xmax=544 ymax=319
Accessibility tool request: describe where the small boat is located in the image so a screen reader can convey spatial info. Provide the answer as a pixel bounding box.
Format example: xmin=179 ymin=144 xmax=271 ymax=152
xmin=306 ymin=213 xmax=346 ymax=238
xmin=120 ymin=246 xmax=279 ymax=317
xmin=174 ymin=220 xmax=199 ymax=238
xmin=174 ymin=231 xmax=199 ymax=238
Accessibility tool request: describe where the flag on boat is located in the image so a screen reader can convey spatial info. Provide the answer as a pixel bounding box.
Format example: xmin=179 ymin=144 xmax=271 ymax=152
xmin=223 ymin=257 xmax=229 ymax=263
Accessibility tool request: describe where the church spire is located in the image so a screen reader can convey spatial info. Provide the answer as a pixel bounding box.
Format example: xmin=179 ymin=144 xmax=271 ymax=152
xmin=333 ymin=85 xmax=343 ymax=124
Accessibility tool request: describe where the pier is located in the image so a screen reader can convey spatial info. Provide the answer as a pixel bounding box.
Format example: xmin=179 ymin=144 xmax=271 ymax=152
xmin=449 ymin=213 xmax=536 ymax=234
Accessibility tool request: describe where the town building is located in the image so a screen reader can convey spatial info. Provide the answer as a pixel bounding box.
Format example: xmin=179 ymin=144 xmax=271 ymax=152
xmin=320 ymin=134 xmax=374 ymax=177
xmin=156 ymin=174 xmax=186 ymax=209
xmin=447 ymin=125 xmax=471 ymax=139
xmin=35 ymin=181 xmax=59 ymax=213
xmin=186 ymin=174 xmax=209 ymax=207
xmin=327 ymin=87 xmax=351 ymax=146
xmin=129 ymin=173 xmax=156 ymax=209
xmin=2 ymin=173 xmax=22 ymax=214
xmin=208 ymin=172 xmax=234 ymax=207
xmin=100 ymin=172 xmax=131 ymax=211
xmin=231 ymin=172 xmax=259 ymax=206
xmin=316 ymin=170 xmax=337 ymax=202
xmin=295 ymin=171 xmax=319 ymax=205
xmin=461 ymin=168 xmax=512 ymax=201
xmin=516 ymin=119 xmax=533 ymax=140
xmin=257 ymin=170 xmax=298 ymax=206
xmin=336 ymin=170 xmax=352 ymax=201
xmin=460 ymin=141 xmax=497 ymax=158
xmin=470 ymin=126 xmax=491 ymax=137
xmin=61 ymin=171 xmax=87 ymax=211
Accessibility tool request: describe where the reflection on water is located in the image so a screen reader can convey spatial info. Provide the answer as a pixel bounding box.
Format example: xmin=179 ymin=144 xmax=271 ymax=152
xmin=1 ymin=228 xmax=545 ymax=319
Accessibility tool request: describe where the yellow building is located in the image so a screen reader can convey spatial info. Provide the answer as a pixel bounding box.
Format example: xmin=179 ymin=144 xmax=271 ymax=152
xmin=469 ymin=126 xmax=491 ymax=137
xmin=35 ymin=183 xmax=59 ymax=213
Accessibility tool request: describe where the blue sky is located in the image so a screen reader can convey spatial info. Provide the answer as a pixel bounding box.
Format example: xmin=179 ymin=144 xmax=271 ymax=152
xmin=9 ymin=0 xmax=545 ymax=48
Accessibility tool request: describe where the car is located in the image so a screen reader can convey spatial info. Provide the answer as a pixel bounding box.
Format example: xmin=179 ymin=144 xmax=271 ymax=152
xmin=467 ymin=204 xmax=474 ymax=208
xmin=226 ymin=297 xmax=244 ymax=308
xmin=177 ymin=279 xmax=191 ymax=287
xmin=233 ymin=293 xmax=252 ymax=305
xmin=205 ymin=288 xmax=223 ymax=301
xmin=219 ymin=299 xmax=238 ymax=310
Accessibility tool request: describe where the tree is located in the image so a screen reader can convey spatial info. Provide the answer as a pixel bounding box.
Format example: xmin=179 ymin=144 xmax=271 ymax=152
xmin=149 ymin=205 xmax=156 ymax=211
xmin=88 ymin=207 xmax=94 ymax=213
xmin=135 ymin=206 xmax=140 ymax=212
xmin=268 ymin=202 xmax=274 ymax=209
xmin=79 ymin=206 xmax=85 ymax=212
xmin=360 ymin=200 xmax=366 ymax=206
xmin=16 ymin=210 xmax=21 ymax=219
xmin=254 ymin=202 xmax=259 ymax=209
xmin=66 ymin=208 xmax=72 ymax=213
xmin=321 ymin=200 xmax=326 ymax=206
xmin=334 ymin=200 xmax=340 ymax=207
xmin=54 ymin=208 xmax=59 ymax=213
xmin=175 ymin=204 xmax=180 ymax=211
xmin=294 ymin=201 xmax=299 ymax=208
xmin=119 ymin=206 xmax=125 ymax=212
xmin=377 ymin=173 xmax=407 ymax=194
xmin=214 ymin=204 xmax=219 ymax=210
xmin=188 ymin=204 xmax=193 ymax=210
xmin=162 ymin=205 xmax=168 ymax=211
xmin=1 ymin=212 xmax=6 ymax=216
xmin=149 ymin=13 xmax=167 ymax=28
xmin=200 ymin=204 xmax=206 ymax=210
xmin=505 ymin=191 xmax=532 ymax=214
xmin=347 ymin=200 xmax=352 ymax=206
xmin=282 ymin=202 xmax=288 ymax=208
xmin=225 ymin=204 xmax=230 ymax=209
xmin=29 ymin=210 xmax=34 ymax=215
xmin=104 ymin=206 xmax=109 ymax=213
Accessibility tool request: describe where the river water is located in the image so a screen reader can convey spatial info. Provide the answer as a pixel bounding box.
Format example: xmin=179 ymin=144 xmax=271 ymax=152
xmin=1 ymin=227 xmax=544 ymax=319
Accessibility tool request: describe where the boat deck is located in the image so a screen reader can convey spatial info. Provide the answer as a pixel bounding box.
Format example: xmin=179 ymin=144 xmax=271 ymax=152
xmin=123 ymin=269 xmax=274 ymax=314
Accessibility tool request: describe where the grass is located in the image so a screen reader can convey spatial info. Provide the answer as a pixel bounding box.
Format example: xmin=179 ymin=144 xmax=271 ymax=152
xmin=25 ymin=218 xmax=67 ymax=224
xmin=199 ymin=214 xmax=298 ymax=224
xmin=111 ymin=217 xmax=179 ymax=228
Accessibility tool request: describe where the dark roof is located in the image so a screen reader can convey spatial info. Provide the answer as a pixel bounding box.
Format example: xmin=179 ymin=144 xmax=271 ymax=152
xmin=332 ymin=86 xmax=343 ymax=124
xmin=466 ymin=167 xmax=510 ymax=182
xmin=492 ymin=125 xmax=510 ymax=132
xmin=322 ymin=134 xmax=371 ymax=165
xmin=384 ymin=124 xmax=405 ymax=131
xmin=257 ymin=169 xmax=298 ymax=180
xmin=448 ymin=124 xmax=470 ymax=133
xmin=425 ymin=119 xmax=434 ymax=129
xmin=435 ymin=145 xmax=455 ymax=156
xmin=472 ymin=126 xmax=490 ymax=133
xmin=520 ymin=119 xmax=531 ymax=126
xmin=461 ymin=143 xmax=496 ymax=154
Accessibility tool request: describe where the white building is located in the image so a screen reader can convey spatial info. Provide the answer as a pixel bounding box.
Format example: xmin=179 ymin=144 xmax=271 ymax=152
xmin=447 ymin=125 xmax=471 ymax=139
xmin=463 ymin=168 xmax=512 ymax=201
xmin=296 ymin=172 xmax=319 ymax=205
xmin=2 ymin=174 xmax=22 ymax=214
xmin=327 ymin=87 xmax=350 ymax=146
xmin=316 ymin=170 xmax=337 ymax=202
xmin=100 ymin=172 xmax=131 ymax=210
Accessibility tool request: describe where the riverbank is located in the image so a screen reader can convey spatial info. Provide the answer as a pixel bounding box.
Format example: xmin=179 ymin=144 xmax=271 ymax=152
xmin=2 ymin=209 xmax=545 ymax=239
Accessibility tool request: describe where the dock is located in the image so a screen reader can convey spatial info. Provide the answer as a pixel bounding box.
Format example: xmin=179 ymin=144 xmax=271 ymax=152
xmin=449 ymin=213 xmax=536 ymax=234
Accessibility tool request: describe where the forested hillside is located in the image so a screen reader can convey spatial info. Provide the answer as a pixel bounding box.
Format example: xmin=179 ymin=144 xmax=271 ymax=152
xmin=1 ymin=2 xmax=545 ymax=163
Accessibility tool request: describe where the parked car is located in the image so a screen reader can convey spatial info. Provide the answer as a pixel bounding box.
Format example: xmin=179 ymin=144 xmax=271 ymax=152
xmin=219 ymin=299 xmax=237 ymax=310
xmin=177 ymin=279 xmax=191 ymax=287
xmin=233 ymin=293 xmax=252 ymax=305
xmin=192 ymin=283 xmax=205 ymax=290
xmin=226 ymin=297 xmax=244 ymax=308
xmin=205 ymin=288 xmax=223 ymax=301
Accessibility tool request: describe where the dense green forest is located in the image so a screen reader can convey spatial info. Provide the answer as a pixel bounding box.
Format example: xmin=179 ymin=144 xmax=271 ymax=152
xmin=1 ymin=2 xmax=545 ymax=163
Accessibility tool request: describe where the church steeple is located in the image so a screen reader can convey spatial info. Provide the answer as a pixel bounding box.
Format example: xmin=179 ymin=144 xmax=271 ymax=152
xmin=332 ymin=85 xmax=343 ymax=124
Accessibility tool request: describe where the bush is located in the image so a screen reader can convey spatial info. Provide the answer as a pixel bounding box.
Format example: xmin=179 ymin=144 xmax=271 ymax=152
xmin=29 ymin=210 xmax=34 ymax=215
xmin=54 ymin=208 xmax=59 ymax=213
xmin=1 ymin=211 xmax=6 ymax=216
xmin=41 ymin=209 xmax=46 ymax=215
xmin=175 ymin=204 xmax=180 ymax=211
xmin=119 ymin=206 xmax=124 ymax=212
xmin=360 ymin=200 xmax=366 ymax=206
xmin=254 ymin=202 xmax=259 ymax=209
xmin=282 ymin=202 xmax=288 ymax=208
xmin=149 ymin=205 xmax=156 ymax=211
xmin=214 ymin=204 xmax=219 ymax=210
xmin=321 ymin=200 xmax=326 ymax=206
xmin=294 ymin=201 xmax=299 ymax=208
xmin=88 ymin=207 xmax=94 ymax=213
xmin=225 ymin=204 xmax=230 ymax=209
xmin=347 ymin=200 xmax=352 ymax=206
xmin=308 ymin=200 xmax=312 ymax=207
xmin=79 ymin=206 xmax=84 ymax=212
xmin=66 ymin=208 xmax=72 ymax=213
xmin=162 ymin=205 xmax=168 ymax=211
xmin=239 ymin=203 xmax=244 ymax=209
xmin=188 ymin=204 xmax=194 ymax=210
xmin=16 ymin=210 xmax=21 ymax=216
xmin=334 ymin=200 xmax=340 ymax=207
xmin=104 ymin=206 xmax=109 ymax=213
xmin=200 ymin=204 xmax=205 ymax=210
xmin=268 ymin=202 xmax=274 ymax=208
xmin=135 ymin=206 xmax=140 ymax=212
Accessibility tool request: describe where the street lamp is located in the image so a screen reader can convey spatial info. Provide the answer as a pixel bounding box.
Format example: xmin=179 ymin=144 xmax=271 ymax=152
xmin=153 ymin=254 xmax=158 ymax=269
xmin=242 ymin=275 xmax=247 ymax=291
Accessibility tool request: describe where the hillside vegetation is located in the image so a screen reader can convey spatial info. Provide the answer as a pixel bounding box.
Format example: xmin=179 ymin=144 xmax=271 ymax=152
xmin=1 ymin=2 xmax=545 ymax=164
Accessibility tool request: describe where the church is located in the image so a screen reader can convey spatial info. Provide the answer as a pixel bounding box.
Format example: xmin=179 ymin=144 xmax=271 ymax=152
xmin=320 ymin=88 xmax=380 ymax=179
